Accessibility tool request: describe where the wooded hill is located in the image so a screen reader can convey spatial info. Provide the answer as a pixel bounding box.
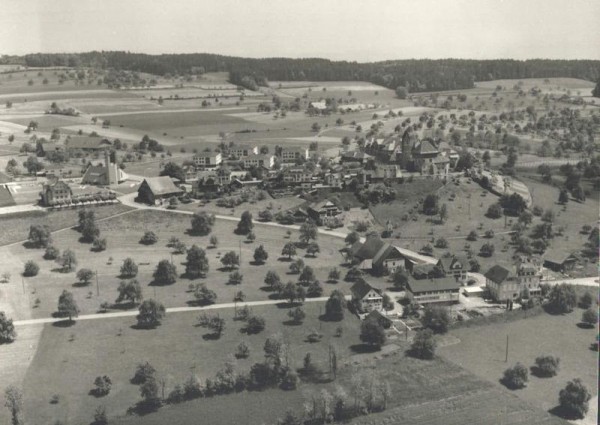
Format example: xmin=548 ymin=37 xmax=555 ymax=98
xmin=2 ymin=52 xmax=599 ymax=93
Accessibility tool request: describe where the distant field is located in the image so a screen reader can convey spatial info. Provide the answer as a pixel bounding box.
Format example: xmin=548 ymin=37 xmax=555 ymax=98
xmin=475 ymin=77 xmax=596 ymax=91
xmin=100 ymin=110 xmax=270 ymax=136
xmin=440 ymin=304 xmax=598 ymax=423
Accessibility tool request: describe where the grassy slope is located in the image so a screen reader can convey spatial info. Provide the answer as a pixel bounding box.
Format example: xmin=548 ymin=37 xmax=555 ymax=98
xmin=440 ymin=305 xmax=598 ymax=416
xmin=21 ymin=303 xmax=361 ymax=425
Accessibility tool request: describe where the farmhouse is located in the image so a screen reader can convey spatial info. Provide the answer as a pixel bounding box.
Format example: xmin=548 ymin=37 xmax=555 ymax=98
xmin=542 ymin=248 xmax=580 ymax=272
xmin=193 ymin=152 xmax=222 ymax=169
xmin=307 ymin=200 xmax=341 ymax=224
xmin=346 ymin=233 xmax=408 ymax=273
xmin=308 ymin=101 xmax=327 ymax=111
xmin=281 ymin=147 xmax=309 ymax=164
xmin=137 ymin=176 xmax=183 ymax=205
xmin=412 ymin=139 xmax=450 ymax=177
xmin=364 ymin=309 xmax=393 ymax=328
xmin=436 ymin=255 xmax=468 ymax=282
xmin=350 ymin=280 xmax=383 ymax=312
xmin=241 ymin=154 xmax=275 ymax=169
xmin=65 ymin=136 xmax=112 ymax=151
xmin=407 ymin=277 xmax=460 ymax=305
xmin=40 ymin=179 xmax=73 ymax=206
xmin=229 ymin=144 xmax=258 ymax=158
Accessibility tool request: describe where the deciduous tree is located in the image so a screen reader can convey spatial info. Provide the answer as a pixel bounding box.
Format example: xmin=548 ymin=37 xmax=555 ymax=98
xmin=137 ymin=299 xmax=166 ymax=328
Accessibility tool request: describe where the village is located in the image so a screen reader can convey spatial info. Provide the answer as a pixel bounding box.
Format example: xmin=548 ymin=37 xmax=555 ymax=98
xmin=0 ymin=12 xmax=597 ymax=424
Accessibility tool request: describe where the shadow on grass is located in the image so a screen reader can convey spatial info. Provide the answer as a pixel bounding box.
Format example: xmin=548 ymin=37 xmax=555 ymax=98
xmin=350 ymin=344 xmax=381 ymax=354
xmin=110 ymin=302 xmax=138 ymax=311
xmin=130 ymin=323 xmax=161 ymax=331
xmin=283 ymin=320 xmax=302 ymax=326
xmin=202 ymin=333 xmax=221 ymax=340
xmin=127 ymin=400 xmax=162 ymax=416
xmin=185 ymin=300 xmax=215 ymax=307
xmin=51 ymin=319 xmax=76 ymax=328
xmin=499 ymin=378 xmax=526 ymax=391
xmin=278 ymin=257 xmax=293 ymax=262
xmin=275 ymin=301 xmax=299 ymax=309
xmin=72 ymin=281 xmax=92 ymax=288
xmin=548 ymin=405 xmax=585 ymax=421
xmin=148 ymin=280 xmax=175 ymax=287
xmin=576 ymin=322 xmax=595 ymax=329
xmin=318 ymin=314 xmax=342 ymax=322
xmin=249 ymin=261 xmax=265 ymax=266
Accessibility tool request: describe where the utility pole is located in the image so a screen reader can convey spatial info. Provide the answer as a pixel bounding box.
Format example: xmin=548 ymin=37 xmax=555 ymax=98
xmin=95 ymin=270 xmax=99 ymax=296
xmin=239 ymin=240 xmax=242 ymax=264
xmin=21 ymin=277 xmax=25 ymax=294
xmin=505 ymin=335 xmax=509 ymax=363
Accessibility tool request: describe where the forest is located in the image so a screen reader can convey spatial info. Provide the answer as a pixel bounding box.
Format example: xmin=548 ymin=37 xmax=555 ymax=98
xmin=1 ymin=51 xmax=599 ymax=93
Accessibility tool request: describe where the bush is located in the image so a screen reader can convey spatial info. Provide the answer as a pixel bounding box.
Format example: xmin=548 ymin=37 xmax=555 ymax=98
xmin=502 ymin=363 xmax=528 ymax=389
xmin=534 ymin=355 xmax=560 ymax=377
xmin=244 ymin=315 xmax=265 ymax=334
xmin=547 ymin=284 xmax=577 ymax=313
xmin=93 ymin=375 xmax=112 ymax=396
xmin=132 ymin=362 xmax=156 ymax=384
xmin=578 ymin=291 xmax=593 ymax=309
xmin=486 ymin=203 xmax=503 ymax=219
xmin=558 ymin=379 xmax=592 ymax=419
xmin=410 ymin=329 xmax=436 ymax=359
xmin=140 ymin=231 xmax=158 ymax=245
xmin=23 ymin=260 xmax=39 ymax=277
xmin=581 ymin=308 xmax=597 ymax=327
xmin=422 ymin=306 xmax=450 ymax=333
xmin=434 ymin=237 xmax=448 ymax=248
xmin=44 ymin=245 xmax=60 ymax=260
xmin=235 ymin=341 xmax=250 ymax=359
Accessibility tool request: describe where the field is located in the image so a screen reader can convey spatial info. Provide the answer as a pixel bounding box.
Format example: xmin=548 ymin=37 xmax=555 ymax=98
xmin=440 ymin=303 xmax=598 ymax=424
xmin=18 ymin=302 xmax=361 ymax=425
xmin=0 ymin=209 xmax=352 ymax=320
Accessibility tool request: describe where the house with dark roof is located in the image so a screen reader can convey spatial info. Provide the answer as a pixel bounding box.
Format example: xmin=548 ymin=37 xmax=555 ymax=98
xmin=137 ymin=176 xmax=183 ymax=205
xmin=346 ymin=233 xmax=408 ymax=273
xmin=307 ymin=200 xmax=341 ymax=224
xmin=436 ymin=255 xmax=468 ymax=282
xmin=365 ymin=309 xmax=392 ymax=328
xmin=543 ymin=249 xmax=580 ymax=272
xmin=407 ymin=277 xmax=460 ymax=305
xmin=340 ymin=150 xmax=373 ymax=165
xmin=65 ymin=136 xmax=112 ymax=151
xmin=40 ymin=179 xmax=72 ymax=206
xmin=350 ymin=280 xmax=382 ymax=312
xmin=483 ymin=261 xmax=542 ymax=301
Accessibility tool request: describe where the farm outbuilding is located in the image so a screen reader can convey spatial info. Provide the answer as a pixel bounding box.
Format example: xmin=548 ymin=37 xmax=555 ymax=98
xmin=136 ymin=176 xmax=183 ymax=205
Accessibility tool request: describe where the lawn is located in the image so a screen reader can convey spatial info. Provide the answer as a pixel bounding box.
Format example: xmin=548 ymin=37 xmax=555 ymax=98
xmin=20 ymin=302 xmax=362 ymax=425
xmin=440 ymin=303 xmax=598 ymax=422
xmin=5 ymin=209 xmax=351 ymax=319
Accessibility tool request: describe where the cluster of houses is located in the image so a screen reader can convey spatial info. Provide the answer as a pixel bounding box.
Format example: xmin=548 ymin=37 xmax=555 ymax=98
xmin=346 ymin=233 xmax=547 ymax=316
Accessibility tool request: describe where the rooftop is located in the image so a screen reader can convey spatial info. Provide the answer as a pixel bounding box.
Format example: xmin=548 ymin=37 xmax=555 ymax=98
xmin=408 ymin=277 xmax=461 ymax=293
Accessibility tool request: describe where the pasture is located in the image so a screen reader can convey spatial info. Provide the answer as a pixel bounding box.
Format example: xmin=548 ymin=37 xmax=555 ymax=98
xmin=19 ymin=303 xmax=361 ymax=425
xmin=440 ymin=302 xmax=598 ymax=423
xmin=3 ymin=209 xmax=350 ymax=320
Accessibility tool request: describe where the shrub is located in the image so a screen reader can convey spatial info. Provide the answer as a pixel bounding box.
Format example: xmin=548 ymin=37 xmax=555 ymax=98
xmin=578 ymin=291 xmax=594 ymax=309
xmin=140 ymin=231 xmax=158 ymax=245
xmin=132 ymin=362 xmax=156 ymax=384
xmin=502 ymin=363 xmax=528 ymax=389
xmin=581 ymin=308 xmax=597 ymax=327
xmin=558 ymin=379 xmax=592 ymax=419
xmin=534 ymin=355 xmax=560 ymax=377
xmin=422 ymin=306 xmax=450 ymax=333
xmin=23 ymin=260 xmax=40 ymax=277
xmin=44 ymin=245 xmax=60 ymax=260
xmin=93 ymin=376 xmax=112 ymax=396
xmin=434 ymin=237 xmax=448 ymax=248
xmin=235 ymin=341 xmax=250 ymax=359
xmin=547 ymin=284 xmax=577 ymax=313
xmin=244 ymin=315 xmax=265 ymax=334
xmin=410 ymin=329 xmax=436 ymax=359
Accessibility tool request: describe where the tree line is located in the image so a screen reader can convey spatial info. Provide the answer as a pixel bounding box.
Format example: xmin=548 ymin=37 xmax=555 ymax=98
xmin=3 ymin=52 xmax=599 ymax=93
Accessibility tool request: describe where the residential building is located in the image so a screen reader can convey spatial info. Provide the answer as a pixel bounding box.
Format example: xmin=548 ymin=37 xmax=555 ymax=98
xmin=241 ymin=154 xmax=275 ymax=169
xmin=484 ymin=259 xmax=542 ymax=302
xmin=193 ymin=152 xmax=222 ymax=169
xmin=307 ymin=200 xmax=341 ymax=224
xmin=281 ymin=147 xmax=309 ymax=164
xmin=282 ymin=167 xmax=314 ymax=185
xmin=229 ymin=145 xmax=258 ymax=158
xmin=308 ymin=101 xmax=327 ymax=111
xmin=40 ymin=179 xmax=72 ymax=206
xmin=350 ymin=280 xmax=383 ymax=312
xmin=346 ymin=233 xmax=408 ymax=273
xmin=136 ymin=176 xmax=183 ymax=205
xmin=340 ymin=150 xmax=373 ymax=165
xmin=436 ymin=255 xmax=468 ymax=282
xmin=407 ymin=277 xmax=460 ymax=305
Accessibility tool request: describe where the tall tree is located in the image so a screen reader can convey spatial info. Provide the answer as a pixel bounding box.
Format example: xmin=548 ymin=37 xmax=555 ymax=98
xmin=185 ymin=245 xmax=209 ymax=278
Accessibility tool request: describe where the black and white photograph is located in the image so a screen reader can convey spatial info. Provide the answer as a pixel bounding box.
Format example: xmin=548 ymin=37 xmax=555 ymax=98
xmin=0 ymin=1 xmax=598 ymax=424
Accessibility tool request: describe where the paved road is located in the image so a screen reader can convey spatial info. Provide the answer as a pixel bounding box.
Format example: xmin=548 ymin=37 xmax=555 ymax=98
xmin=13 ymin=295 xmax=350 ymax=327
xmin=91 ymin=106 xmax=247 ymax=117
xmin=542 ymin=276 xmax=599 ymax=287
